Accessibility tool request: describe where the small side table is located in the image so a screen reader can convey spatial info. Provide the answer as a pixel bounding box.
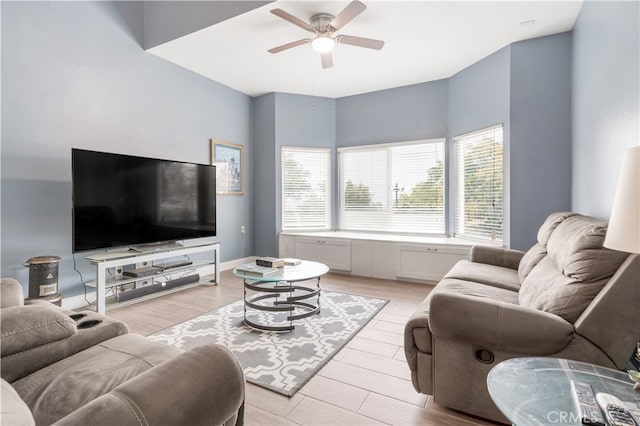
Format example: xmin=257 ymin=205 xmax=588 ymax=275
xmin=487 ymin=357 xmax=640 ymax=426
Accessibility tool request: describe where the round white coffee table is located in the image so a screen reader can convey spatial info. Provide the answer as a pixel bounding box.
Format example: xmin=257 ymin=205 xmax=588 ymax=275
xmin=233 ymin=260 xmax=329 ymax=332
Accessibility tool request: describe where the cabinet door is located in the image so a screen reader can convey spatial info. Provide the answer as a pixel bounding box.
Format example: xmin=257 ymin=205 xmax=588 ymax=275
xmin=351 ymin=240 xmax=373 ymax=276
xmin=279 ymin=234 xmax=297 ymax=258
xmin=295 ymin=238 xmax=351 ymax=271
xmin=372 ymin=242 xmax=396 ymax=280
xmin=396 ymin=244 xmax=469 ymax=281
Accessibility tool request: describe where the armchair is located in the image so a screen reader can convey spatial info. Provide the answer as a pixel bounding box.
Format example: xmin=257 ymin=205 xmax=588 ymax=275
xmin=404 ymin=212 xmax=640 ymax=423
xmin=1 ymin=277 xmax=245 ymax=426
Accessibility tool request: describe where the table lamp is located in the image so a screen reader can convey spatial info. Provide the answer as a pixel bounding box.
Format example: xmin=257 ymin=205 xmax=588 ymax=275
xmin=603 ymin=146 xmax=640 ymax=390
xmin=604 ymin=146 xmax=640 ymax=254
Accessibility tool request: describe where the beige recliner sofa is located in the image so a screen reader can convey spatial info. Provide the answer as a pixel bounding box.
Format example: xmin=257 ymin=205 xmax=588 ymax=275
xmin=1 ymin=277 xmax=245 ymax=426
xmin=404 ymin=212 xmax=640 ymax=423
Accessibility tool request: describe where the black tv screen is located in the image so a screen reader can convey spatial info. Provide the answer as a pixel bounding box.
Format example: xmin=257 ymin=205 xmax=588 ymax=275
xmin=72 ymin=149 xmax=216 ymax=252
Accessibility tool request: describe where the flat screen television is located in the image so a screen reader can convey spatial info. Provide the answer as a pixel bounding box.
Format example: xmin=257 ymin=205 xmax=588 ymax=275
xmin=72 ymin=149 xmax=216 ymax=252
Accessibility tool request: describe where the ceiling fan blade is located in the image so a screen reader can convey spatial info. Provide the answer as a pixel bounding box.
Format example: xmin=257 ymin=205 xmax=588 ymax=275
xmin=271 ymin=9 xmax=314 ymax=32
xmin=268 ymin=39 xmax=310 ymax=54
xmin=321 ymin=51 xmax=333 ymax=69
xmin=330 ymin=0 xmax=367 ymax=30
xmin=337 ymin=34 xmax=384 ymax=50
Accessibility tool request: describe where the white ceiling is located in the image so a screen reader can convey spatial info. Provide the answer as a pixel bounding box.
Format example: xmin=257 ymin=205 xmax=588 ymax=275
xmin=148 ymin=1 xmax=583 ymax=98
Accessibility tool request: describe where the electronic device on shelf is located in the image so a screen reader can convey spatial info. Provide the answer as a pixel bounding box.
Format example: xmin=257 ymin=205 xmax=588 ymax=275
xmin=71 ymin=149 xmax=216 ymax=253
xmin=122 ymin=266 xmax=161 ymax=278
xmin=596 ymin=393 xmax=638 ymax=426
xmin=155 ymin=260 xmax=193 ymax=271
xmin=570 ymin=380 xmax=606 ymax=426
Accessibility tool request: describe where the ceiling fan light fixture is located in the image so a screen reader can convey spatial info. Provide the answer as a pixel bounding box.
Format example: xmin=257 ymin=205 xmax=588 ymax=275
xmin=312 ymin=35 xmax=335 ymax=53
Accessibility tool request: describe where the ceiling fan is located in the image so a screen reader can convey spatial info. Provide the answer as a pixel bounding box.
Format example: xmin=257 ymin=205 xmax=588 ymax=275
xmin=268 ymin=0 xmax=385 ymax=69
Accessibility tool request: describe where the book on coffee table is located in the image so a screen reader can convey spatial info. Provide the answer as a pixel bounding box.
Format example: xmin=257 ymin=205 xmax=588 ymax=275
xmin=255 ymin=257 xmax=285 ymax=268
xmin=236 ymin=263 xmax=279 ymax=277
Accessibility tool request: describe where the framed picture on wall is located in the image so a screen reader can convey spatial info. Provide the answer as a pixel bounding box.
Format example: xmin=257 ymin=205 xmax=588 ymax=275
xmin=210 ymin=139 xmax=244 ymax=195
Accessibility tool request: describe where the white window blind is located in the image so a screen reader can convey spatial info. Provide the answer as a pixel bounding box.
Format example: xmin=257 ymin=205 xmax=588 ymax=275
xmin=338 ymin=139 xmax=445 ymax=234
xmin=453 ymin=125 xmax=504 ymax=243
xmin=281 ymin=147 xmax=331 ymax=230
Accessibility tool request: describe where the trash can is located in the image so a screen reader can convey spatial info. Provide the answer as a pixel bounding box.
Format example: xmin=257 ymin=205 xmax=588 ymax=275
xmin=23 ymin=256 xmax=62 ymax=299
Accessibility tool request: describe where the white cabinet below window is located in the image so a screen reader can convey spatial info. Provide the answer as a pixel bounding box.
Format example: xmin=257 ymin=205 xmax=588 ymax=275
xmin=396 ymin=244 xmax=469 ymax=281
xmin=294 ymin=237 xmax=351 ymax=271
xmin=279 ymin=233 xmax=472 ymax=283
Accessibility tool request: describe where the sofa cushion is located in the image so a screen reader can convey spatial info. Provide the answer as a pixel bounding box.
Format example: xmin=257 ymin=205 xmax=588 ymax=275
xmin=434 ymin=279 xmax=520 ymax=305
xmin=517 ymin=212 xmax=577 ymax=282
xmin=547 ymin=215 xmax=627 ymax=282
xmin=537 ymin=211 xmax=577 ymax=246
xmin=12 ymin=333 xmax=182 ymax=425
xmin=1 ymin=305 xmax=76 ymax=357
xmin=1 ymin=379 xmax=35 ymax=426
xmin=519 ymin=215 xmax=628 ymax=323
xmin=444 ymin=260 xmax=520 ymax=291
xmin=518 ymin=243 xmax=547 ymax=283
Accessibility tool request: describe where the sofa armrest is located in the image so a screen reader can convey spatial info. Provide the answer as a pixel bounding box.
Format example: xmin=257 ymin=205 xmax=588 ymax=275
xmin=404 ymin=295 xmax=432 ymax=370
xmin=54 ymin=344 xmax=245 ymax=426
xmin=1 ymin=305 xmax=77 ymax=356
xmin=428 ymin=291 xmax=574 ymax=354
xmin=1 ymin=306 xmax=128 ymax=382
xmin=470 ymin=245 xmax=525 ymax=270
xmin=1 ymin=278 xmax=25 ymax=308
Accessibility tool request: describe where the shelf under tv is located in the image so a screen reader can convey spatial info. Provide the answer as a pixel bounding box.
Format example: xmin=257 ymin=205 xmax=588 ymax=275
xmin=85 ymin=242 xmax=220 ymax=314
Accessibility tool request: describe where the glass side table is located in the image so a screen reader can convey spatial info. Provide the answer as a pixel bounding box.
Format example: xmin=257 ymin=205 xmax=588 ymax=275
xmin=487 ymin=357 xmax=640 ymax=425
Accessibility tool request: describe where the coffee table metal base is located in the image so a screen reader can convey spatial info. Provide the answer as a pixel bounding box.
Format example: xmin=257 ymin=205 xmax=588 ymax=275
xmin=243 ymin=279 xmax=321 ymax=332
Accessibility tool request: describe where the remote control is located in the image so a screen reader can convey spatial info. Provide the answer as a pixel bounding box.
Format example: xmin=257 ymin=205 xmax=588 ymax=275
xmin=596 ymin=393 xmax=637 ymax=426
xmin=571 ymin=380 xmax=606 ymax=425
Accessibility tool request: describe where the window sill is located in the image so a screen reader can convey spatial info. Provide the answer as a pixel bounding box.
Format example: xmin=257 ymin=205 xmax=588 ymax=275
xmin=280 ymin=230 xmax=499 ymax=247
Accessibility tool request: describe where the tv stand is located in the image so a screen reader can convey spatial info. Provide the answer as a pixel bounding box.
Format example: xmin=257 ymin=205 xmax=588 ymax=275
xmin=86 ymin=242 xmax=220 ymax=314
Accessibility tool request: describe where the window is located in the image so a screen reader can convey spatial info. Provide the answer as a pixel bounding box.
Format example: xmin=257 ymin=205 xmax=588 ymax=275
xmin=338 ymin=139 xmax=445 ymax=234
xmin=453 ymin=125 xmax=504 ymax=243
xmin=281 ymin=147 xmax=331 ymax=230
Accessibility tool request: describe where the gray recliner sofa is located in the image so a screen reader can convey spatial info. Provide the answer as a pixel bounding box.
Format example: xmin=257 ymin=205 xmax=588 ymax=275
xmin=404 ymin=212 xmax=640 ymax=423
xmin=0 ymin=277 xmax=245 ymax=426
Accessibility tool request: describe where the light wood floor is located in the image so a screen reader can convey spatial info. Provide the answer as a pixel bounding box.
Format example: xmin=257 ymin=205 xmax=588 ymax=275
xmin=109 ymin=270 xmax=500 ymax=426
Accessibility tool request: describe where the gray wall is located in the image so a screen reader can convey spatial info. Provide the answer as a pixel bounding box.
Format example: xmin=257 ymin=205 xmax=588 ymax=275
xmin=336 ymin=80 xmax=449 ymax=147
xmin=449 ymin=46 xmax=512 ymax=243
xmin=252 ymin=93 xmax=277 ymax=257
xmin=253 ymin=93 xmax=336 ymax=257
xmin=1 ymin=1 xmax=253 ymax=297
xmin=572 ymin=1 xmax=640 ymax=218
xmin=509 ymin=33 xmax=573 ymax=249
xmin=449 ymin=47 xmax=511 ymax=138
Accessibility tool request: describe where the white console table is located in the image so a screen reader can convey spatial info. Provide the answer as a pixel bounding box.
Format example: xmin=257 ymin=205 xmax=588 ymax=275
xmin=86 ymin=242 xmax=220 ymax=314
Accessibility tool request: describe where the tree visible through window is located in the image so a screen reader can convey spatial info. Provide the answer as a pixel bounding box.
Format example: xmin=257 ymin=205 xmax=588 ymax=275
xmin=281 ymin=147 xmax=331 ymax=230
xmin=453 ymin=125 xmax=504 ymax=243
xmin=338 ymin=140 xmax=446 ymax=234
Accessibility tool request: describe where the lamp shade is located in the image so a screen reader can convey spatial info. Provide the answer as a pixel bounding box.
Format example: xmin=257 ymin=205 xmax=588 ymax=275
xmin=604 ymin=146 xmax=640 ymax=254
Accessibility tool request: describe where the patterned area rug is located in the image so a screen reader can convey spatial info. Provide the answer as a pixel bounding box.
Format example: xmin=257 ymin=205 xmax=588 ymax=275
xmin=148 ymin=291 xmax=388 ymax=396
